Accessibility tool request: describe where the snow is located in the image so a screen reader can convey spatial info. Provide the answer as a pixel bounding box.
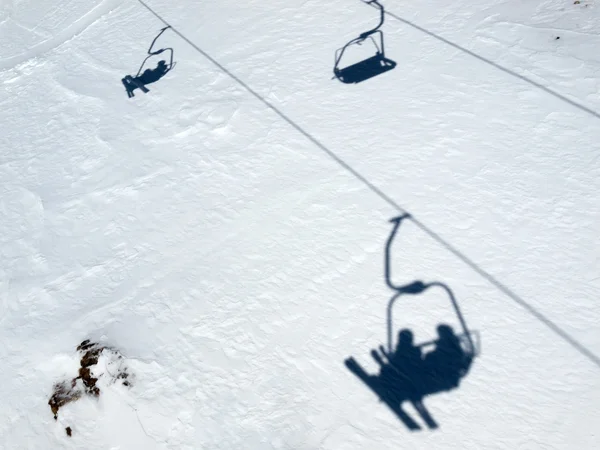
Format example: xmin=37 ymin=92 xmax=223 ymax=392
xmin=1 ymin=0 xmax=599 ymax=448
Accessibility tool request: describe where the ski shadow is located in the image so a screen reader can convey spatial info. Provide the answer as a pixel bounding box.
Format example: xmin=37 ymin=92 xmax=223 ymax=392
xmin=333 ymin=0 xmax=396 ymax=84
xmin=345 ymin=215 xmax=480 ymax=430
xmin=122 ymin=26 xmax=176 ymax=98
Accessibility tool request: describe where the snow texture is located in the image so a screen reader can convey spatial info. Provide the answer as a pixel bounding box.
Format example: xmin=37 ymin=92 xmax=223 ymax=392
xmin=1 ymin=0 xmax=599 ymax=448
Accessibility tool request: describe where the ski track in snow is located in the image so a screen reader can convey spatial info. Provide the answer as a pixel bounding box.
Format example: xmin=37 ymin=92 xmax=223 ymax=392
xmin=0 ymin=0 xmax=123 ymax=72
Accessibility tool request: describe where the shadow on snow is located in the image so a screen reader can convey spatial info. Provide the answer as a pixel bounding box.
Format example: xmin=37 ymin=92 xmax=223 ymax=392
xmin=345 ymin=215 xmax=480 ymax=430
xmin=122 ymin=26 xmax=176 ymax=98
xmin=333 ymin=0 xmax=396 ymax=84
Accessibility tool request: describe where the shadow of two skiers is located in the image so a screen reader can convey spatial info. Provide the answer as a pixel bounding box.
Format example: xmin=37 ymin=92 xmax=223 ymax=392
xmin=122 ymin=26 xmax=175 ymax=98
xmin=346 ymin=214 xmax=479 ymax=431
xmin=346 ymin=324 xmax=475 ymax=430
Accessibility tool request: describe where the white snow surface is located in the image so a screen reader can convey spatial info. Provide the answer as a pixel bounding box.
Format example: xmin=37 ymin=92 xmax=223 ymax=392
xmin=1 ymin=0 xmax=600 ymax=448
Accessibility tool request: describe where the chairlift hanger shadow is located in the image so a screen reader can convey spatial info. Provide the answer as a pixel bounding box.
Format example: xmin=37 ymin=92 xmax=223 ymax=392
xmin=344 ymin=215 xmax=479 ymax=430
xmin=333 ymin=0 xmax=397 ymax=84
xmin=135 ymin=26 xmax=175 ymax=79
xmin=122 ymin=26 xmax=176 ymax=98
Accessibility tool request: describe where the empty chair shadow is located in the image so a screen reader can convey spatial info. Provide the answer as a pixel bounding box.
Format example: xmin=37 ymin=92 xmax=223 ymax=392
xmin=122 ymin=26 xmax=176 ymax=98
xmin=333 ymin=0 xmax=396 ymax=84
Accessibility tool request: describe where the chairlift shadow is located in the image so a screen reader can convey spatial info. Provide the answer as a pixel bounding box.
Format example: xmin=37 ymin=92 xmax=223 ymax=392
xmin=345 ymin=215 xmax=480 ymax=430
xmin=333 ymin=0 xmax=396 ymax=84
xmin=122 ymin=26 xmax=176 ymax=98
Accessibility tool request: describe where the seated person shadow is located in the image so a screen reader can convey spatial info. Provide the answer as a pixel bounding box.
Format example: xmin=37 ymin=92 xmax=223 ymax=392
xmin=352 ymin=324 xmax=471 ymax=430
xmin=122 ymin=26 xmax=175 ymax=98
xmin=137 ymin=59 xmax=170 ymax=85
xmin=345 ymin=215 xmax=478 ymax=430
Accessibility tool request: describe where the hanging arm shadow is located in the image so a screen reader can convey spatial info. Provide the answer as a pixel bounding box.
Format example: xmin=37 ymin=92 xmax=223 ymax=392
xmin=385 ymin=214 xmax=411 ymax=291
xmin=135 ymin=26 xmax=175 ymax=78
xmin=359 ymin=0 xmax=385 ymax=39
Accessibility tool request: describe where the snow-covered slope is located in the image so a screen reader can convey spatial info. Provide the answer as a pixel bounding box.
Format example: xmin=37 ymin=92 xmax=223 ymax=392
xmin=1 ymin=0 xmax=599 ymax=448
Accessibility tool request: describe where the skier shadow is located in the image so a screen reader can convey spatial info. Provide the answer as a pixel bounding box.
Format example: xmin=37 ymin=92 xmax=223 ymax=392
xmin=345 ymin=215 xmax=480 ymax=430
xmin=122 ymin=26 xmax=176 ymax=98
xmin=333 ymin=0 xmax=396 ymax=84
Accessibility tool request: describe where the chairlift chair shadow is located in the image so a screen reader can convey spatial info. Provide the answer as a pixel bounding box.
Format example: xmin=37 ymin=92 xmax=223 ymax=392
xmin=383 ymin=216 xmax=480 ymax=388
xmin=122 ymin=26 xmax=176 ymax=98
xmin=333 ymin=0 xmax=397 ymax=84
xmin=386 ymin=280 xmax=480 ymax=388
xmin=135 ymin=26 xmax=175 ymax=80
xmin=344 ymin=215 xmax=480 ymax=430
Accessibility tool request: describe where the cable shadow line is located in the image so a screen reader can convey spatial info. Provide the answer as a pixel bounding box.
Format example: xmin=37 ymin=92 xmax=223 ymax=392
xmin=135 ymin=0 xmax=600 ymax=369
xmin=375 ymin=5 xmax=600 ymax=120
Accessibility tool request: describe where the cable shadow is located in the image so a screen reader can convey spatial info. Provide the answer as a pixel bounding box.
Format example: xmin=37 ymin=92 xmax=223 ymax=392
xmin=345 ymin=215 xmax=480 ymax=430
xmin=371 ymin=4 xmax=600 ymax=120
xmin=122 ymin=26 xmax=176 ymax=98
xmin=333 ymin=0 xmax=396 ymax=84
xmin=136 ymin=0 xmax=600 ymax=370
